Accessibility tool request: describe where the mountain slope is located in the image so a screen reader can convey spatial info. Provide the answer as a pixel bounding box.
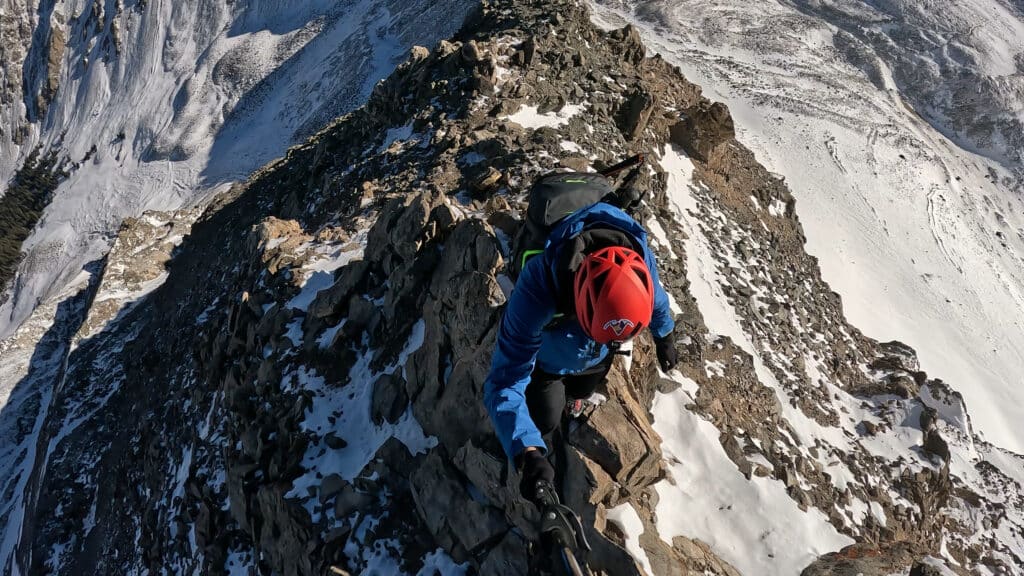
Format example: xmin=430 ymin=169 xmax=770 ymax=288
xmin=588 ymin=0 xmax=1024 ymax=454
xmin=0 ymin=0 xmax=477 ymax=339
xmin=0 ymin=0 xmax=1021 ymax=575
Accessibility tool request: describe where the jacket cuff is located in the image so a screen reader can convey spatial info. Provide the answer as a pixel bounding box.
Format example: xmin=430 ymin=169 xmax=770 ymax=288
xmin=511 ymin=433 xmax=547 ymax=460
xmin=652 ymin=323 xmax=675 ymax=340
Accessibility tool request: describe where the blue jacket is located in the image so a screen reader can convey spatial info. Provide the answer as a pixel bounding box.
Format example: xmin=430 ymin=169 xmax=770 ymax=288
xmin=483 ymin=203 xmax=675 ymax=459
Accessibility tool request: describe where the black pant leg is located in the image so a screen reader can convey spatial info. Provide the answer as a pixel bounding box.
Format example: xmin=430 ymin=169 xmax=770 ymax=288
xmin=525 ymin=370 xmax=566 ymax=437
xmin=563 ymin=360 xmax=612 ymax=400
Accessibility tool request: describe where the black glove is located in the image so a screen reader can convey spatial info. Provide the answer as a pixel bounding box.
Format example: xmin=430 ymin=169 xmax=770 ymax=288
xmin=654 ymin=332 xmax=679 ymax=372
xmin=518 ymin=449 xmax=555 ymax=504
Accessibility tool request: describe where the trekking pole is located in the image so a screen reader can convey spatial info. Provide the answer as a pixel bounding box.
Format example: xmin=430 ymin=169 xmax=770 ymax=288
xmin=598 ymin=154 xmax=645 ymax=178
xmin=534 ymin=481 xmax=592 ymax=576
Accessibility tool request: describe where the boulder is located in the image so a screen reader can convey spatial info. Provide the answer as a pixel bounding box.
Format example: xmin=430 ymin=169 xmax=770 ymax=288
xmin=410 ymin=450 xmax=508 ymax=560
xmin=922 ymin=428 xmax=950 ymax=464
xmin=371 ymin=372 xmax=409 ymax=425
xmin=569 ymin=364 xmax=662 ymax=493
xmin=670 ymin=101 xmax=736 ymax=162
xmin=307 ymin=260 xmax=370 ymax=320
xmin=618 ymin=89 xmax=656 ymax=140
xmin=365 ymin=193 xmax=437 ymax=273
xmin=478 ymin=530 xmax=529 ymax=575
xmin=334 ymin=483 xmax=374 ymax=519
xmin=609 ymin=24 xmax=645 ymax=65
xmin=318 ymin=474 xmax=347 ymax=504
xmin=255 ymin=484 xmax=314 ymax=576
xmin=452 ymin=441 xmax=534 ymax=537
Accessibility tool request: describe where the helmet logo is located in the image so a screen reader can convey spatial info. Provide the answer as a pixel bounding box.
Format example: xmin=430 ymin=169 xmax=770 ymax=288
xmin=602 ymin=318 xmax=635 ymax=337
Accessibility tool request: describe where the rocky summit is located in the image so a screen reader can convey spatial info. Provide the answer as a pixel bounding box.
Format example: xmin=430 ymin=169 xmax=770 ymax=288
xmin=0 ymin=0 xmax=1022 ymax=575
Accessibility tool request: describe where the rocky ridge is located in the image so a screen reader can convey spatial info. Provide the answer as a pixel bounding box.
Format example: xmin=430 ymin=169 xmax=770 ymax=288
xmin=0 ymin=0 xmax=1021 ymax=575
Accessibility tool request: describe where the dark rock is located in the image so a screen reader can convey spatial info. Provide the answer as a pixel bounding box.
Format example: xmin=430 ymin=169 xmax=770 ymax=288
xmin=521 ymin=36 xmax=537 ymax=67
xmin=324 ymin=433 xmax=348 ymax=449
xmin=919 ymin=406 xmax=937 ymax=431
xmin=343 ymin=295 xmax=376 ymax=337
xmin=670 ymin=101 xmax=736 ymax=162
xmin=618 ymin=89 xmax=656 ymax=140
xmin=888 ymin=373 xmax=918 ymax=398
xmin=255 ymin=484 xmax=314 ymax=576
xmin=609 ymin=24 xmax=645 ymax=64
xmin=365 ymin=193 xmax=437 ymax=271
xmin=307 ymin=260 xmax=370 ymax=319
xmin=371 ymin=372 xmax=409 ymax=425
xmin=478 ymin=530 xmax=529 ymax=575
xmin=922 ymin=428 xmax=950 ymax=463
xmin=410 ymin=450 xmax=508 ymax=559
xmin=461 ymin=40 xmax=482 ymax=63
xmin=319 ymin=474 xmax=347 ymax=504
xmin=861 ymin=421 xmax=878 ymax=436
xmin=334 ymin=483 xmax=374 ymax=519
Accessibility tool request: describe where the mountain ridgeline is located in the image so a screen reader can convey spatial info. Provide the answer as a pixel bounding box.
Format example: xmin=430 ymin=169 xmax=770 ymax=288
xmin=0 ymin=1 xmax=1021 ymax=575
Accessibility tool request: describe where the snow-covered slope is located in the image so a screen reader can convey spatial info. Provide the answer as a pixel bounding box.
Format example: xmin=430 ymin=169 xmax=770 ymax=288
xmin=588 ymin=0 xmax=1024 ymax=453
xmin=0 ymin=0 xmax=477 ymax=339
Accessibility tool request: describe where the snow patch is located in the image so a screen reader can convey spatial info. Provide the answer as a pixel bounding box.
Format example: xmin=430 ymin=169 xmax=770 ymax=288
xmin=605 ymin=503 xmax=655 ymax=576
xmin=652 ymin=388 xmax=853 ymax=574
xmin=504 ymin=104 xmax=585 ymax=130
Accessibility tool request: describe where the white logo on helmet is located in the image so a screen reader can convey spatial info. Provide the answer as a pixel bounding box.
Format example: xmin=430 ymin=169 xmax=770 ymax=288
xmin=602 ymin=318 xmax=635 ymax=337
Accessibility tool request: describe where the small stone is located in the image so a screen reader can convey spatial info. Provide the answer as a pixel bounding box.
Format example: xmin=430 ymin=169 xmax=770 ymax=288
xmin=319 ymin=474 xmax=346 ymax=504
xmin=922 ymin=428 xmax=950 ymax=463
xmin=461 ymin=40 xmax=481 ymax=63
xmin=410 ymin=45 xmax=430 ymax=61
xmin=324 ymin=433 xmax=348 ymax=449
xmin=473 ymin=167 xmax=503 ymax=192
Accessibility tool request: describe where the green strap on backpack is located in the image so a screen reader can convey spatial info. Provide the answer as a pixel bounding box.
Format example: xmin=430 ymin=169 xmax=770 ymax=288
xmin=508 ymin=172 xmax=614 ymax=280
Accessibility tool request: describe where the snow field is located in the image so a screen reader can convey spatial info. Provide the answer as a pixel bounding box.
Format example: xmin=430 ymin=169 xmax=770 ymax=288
xmin=657 ymin=142 xmax=1024 ymax=570
xmin=588 ymin=0 xmax=1024 ymax=455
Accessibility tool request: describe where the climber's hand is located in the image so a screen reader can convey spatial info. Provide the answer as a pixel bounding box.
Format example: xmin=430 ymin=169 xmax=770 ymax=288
xmin=654 ymin=332 xmax=679 ymax=372
xmin=518 ymin=448 xmax=555 ymax=505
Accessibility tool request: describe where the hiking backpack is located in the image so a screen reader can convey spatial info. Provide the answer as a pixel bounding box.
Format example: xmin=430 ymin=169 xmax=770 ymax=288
xmin=508 ymin=171 xmax=616 ymax=280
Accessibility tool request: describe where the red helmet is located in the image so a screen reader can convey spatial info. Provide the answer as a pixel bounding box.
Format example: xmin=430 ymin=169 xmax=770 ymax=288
xmin=574 ymin=246 xmax=654 ymax=344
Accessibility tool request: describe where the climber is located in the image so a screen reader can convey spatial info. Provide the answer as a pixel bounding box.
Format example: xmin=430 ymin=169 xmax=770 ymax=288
xmin=482 ymin=176 xmax=678 ymax=506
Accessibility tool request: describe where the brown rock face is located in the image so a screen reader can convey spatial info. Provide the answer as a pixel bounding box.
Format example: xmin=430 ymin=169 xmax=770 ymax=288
xmin=670 ymin=101 xmax=736 ymax=162
xmin=40 ymin=23 xmax=66 ymax=117
xmin=619 ymin=89 xmax=657 ymax=140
